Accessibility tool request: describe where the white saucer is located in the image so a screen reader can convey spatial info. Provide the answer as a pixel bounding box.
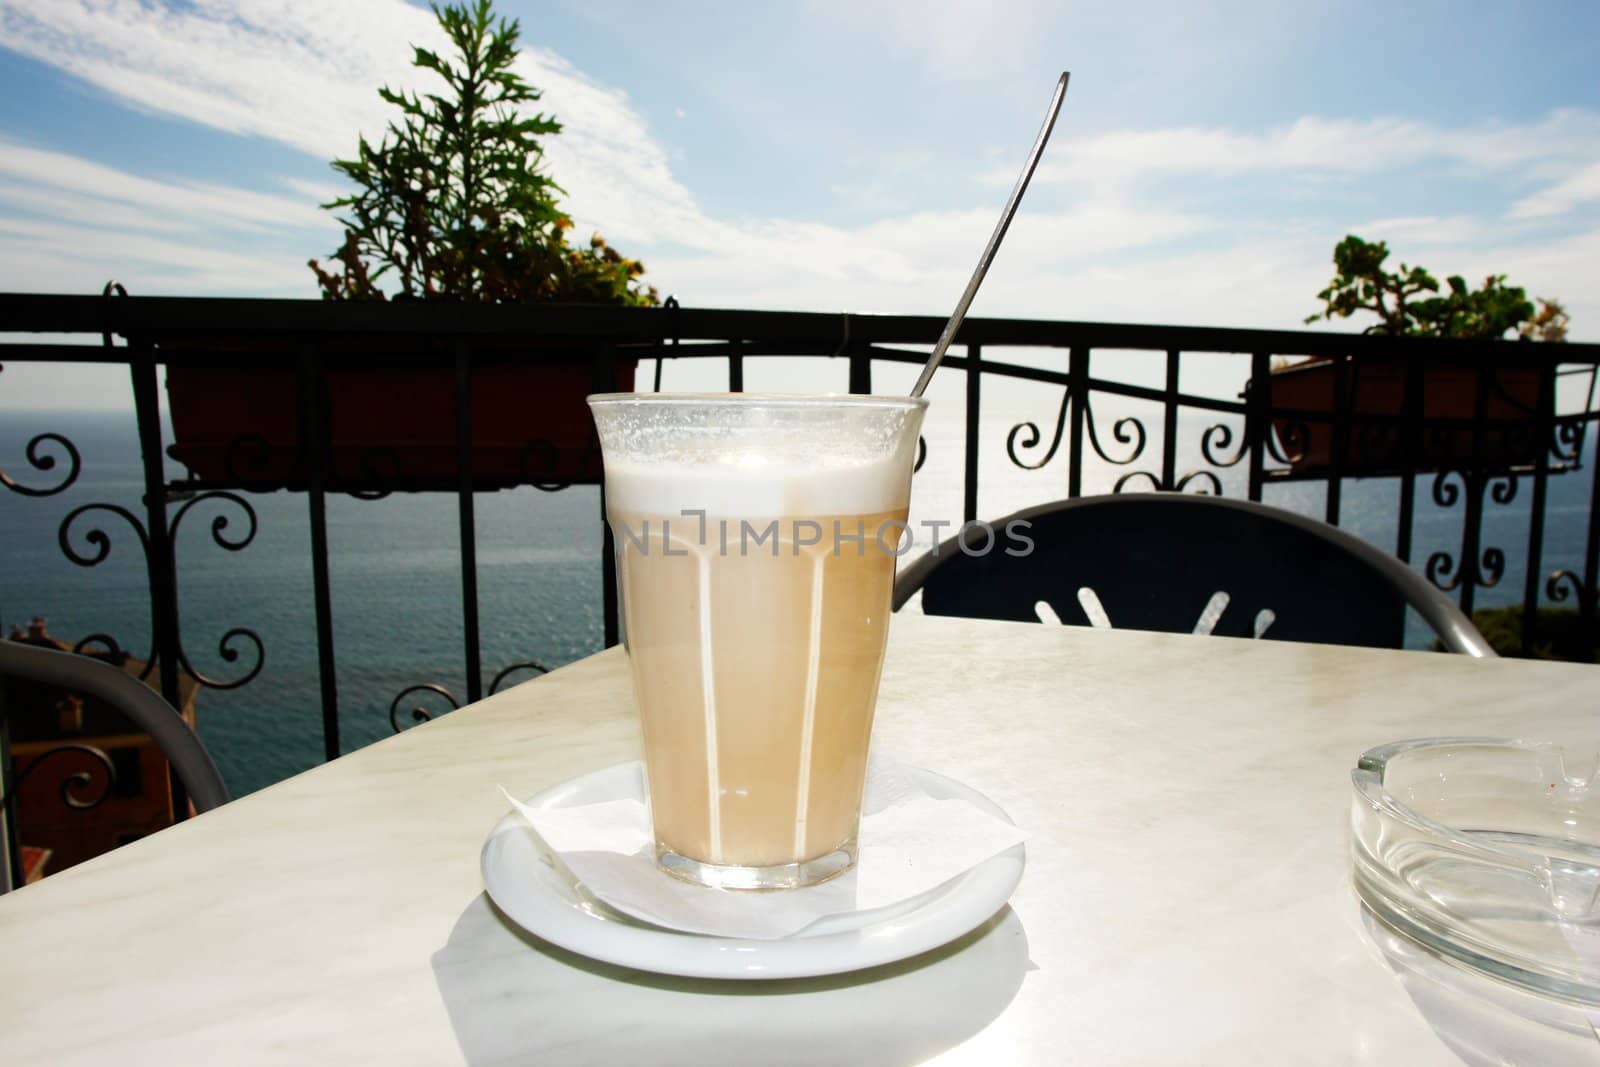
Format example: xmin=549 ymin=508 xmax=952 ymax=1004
xmin=480 ymin=762 xmax=1025 ymax=980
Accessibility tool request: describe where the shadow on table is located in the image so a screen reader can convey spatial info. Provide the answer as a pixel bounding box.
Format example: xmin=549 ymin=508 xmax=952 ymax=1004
xmin=1359 ymin=905 xmax=1600 ymax=1065
xmin=431 ymin=893 xmax=1031 ymax=1066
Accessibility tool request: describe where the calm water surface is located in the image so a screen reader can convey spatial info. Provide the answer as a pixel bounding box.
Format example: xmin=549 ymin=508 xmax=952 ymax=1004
xmin=1 ymin=408 xmax=1591 ymax=795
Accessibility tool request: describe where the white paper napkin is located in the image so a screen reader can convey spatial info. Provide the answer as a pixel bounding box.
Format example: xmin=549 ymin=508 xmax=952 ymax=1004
xmin=497 ymin=755 xmax=1028 ymax=940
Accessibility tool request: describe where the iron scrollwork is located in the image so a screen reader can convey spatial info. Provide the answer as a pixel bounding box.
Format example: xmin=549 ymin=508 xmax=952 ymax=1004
xmin=1431 ymin=469 xmax=1462 ymax=509
xmin=173 ymin=628 xmax=265 ymax=691
xmin=1263 ymin=417 xmax=1310 ymax=466
xmin=1085 ymin=407 xmax=1146 ymax=468
xmin=59 ymin=502 xmax=150 ymax=567
xmin=1478 ymin=547 xmax=1506 ymax=589
xmin=57 ymin=503 xmax=161 ymax=674
xmin=1545 ymin=569 xmax=1596 ymax=611
xmin=167 ymin=492 xmax=265 ymax=689
xmin=170 ymin=490 xmax=258 ymax=553
xmin=490 ymin=661 xmax=550 ymax=694
xmin=1006 ymin=389 xmax=1146 ymax=474
xmin=1158 ymin=418 xmax=1253 ymax=495
xmin=1 ymin=432 xmax=82 ymax=497
xmin=347 ymin=445 xmax=403 ymax=500
xmin=71 ymin=632 xmax=124 ymax=658
xmin=1200 ymin=421 xmax=1245 ymax=469
xmin=1113 ymin=470 xmax=1161 ymax=493
xmin=1488 ymin=472 xmax=1519 ymax=507
xmin=70 ymin=631 xmax=155 ymax=683
xmin=1552 ymin=419 xmax=1585 ymax=465
xmin=1175 ymin=470 xmax=1224 ymax=495
xmin=1424 ymin=551 xmax=1461 ymax=592
xmin=519 ymin=438 xmax=581 ymax=492
xmin=1 ymin=744 xmax=117 ymax=810
xmin=1424 ymin=470 xmax=1467 ymax=591
xmin=389 ymin=660 xmax=553 ymax=733
xmin=1007 ymin=387 xmax=1071 ymax=470
xmin=389 ymin=684 xmax=460 ymax=733
xmin=1111 ymin=467 xmax=1223 ymax=495
xmin=57 ymin=493 xmax=265 ymax=691
xmin=1424 ymin=469 xmax=1515 ymax=594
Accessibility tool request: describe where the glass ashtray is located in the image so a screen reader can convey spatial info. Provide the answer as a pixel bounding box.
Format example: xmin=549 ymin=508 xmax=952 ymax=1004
xmin=1352 ymin=738 xmax=1600 ymax=1005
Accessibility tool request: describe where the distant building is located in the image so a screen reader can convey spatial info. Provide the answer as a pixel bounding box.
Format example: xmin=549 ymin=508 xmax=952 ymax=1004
xmin=5 ymin=617 xmax=200 ymax=878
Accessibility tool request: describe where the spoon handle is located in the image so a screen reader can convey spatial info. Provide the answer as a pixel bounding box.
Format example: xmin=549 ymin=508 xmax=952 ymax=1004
xmin=910 ymin=71 xmax=1070 ymax=399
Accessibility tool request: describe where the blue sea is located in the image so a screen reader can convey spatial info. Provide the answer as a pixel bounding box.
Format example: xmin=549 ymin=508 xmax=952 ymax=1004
xmin=2 ymin=411 xmax=607 ymax=795
xmin=2 ymin=409 xmax=1594 ymax=797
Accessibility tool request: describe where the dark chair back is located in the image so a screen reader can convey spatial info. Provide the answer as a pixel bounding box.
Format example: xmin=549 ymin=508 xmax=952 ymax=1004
xmin=894 ymin=493 xmax=1493 ymax=656
xmin=0 ymin=641 xmax=230 ymax=811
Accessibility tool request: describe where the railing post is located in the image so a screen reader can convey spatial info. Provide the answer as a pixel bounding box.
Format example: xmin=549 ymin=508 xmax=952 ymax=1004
xmin=848 ymin=333 xmax=871 ymax=395
xmin=1247 ymin=351 xmax=1268 ymax=502
xmin=129 ymin=343 xmax=188 ymax=818
xmin=963 ymin=344 xmax=981 ymax=523
xmin=1161 ymin=350 xmax=1179 ymax=490
xmin=595 ymin=344 xmax=621 ymax=649
xmin=298 ymin=348 xmax=341 ymax=760
xmin=0 ymin=683 xmax=20 ymax=893
xmin=1458 ymin=475 xmax=1485 ymax=617
xmin=1395 ymin=360 xmax=1423 ymax=563
xmin=1521 ymin=358 xmax=1555 ymax=656
xmin=728 ymin=339 xmax=745 ymax=393
xmin=1457 ymin=354 xmax=1493 ymax=617
xmin=130 ymin=345 xmax=182 ymax=710
xmin=454 ymin=341 xmax=482 ymax=704
xmin=1325 ymin=355 xmax=1349 ymax=525
xmin=1579 ymin=423 xmax=1600 ymax=660
xmin=654 ymin=295 xmax=678 ymax=393
xmin=1067 ymin=347 xmax=1087 ymax=499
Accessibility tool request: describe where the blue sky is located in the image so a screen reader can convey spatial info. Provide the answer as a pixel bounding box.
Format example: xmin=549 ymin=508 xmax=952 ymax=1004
xmin=0 ymin=0 xmax=1597 ymax=409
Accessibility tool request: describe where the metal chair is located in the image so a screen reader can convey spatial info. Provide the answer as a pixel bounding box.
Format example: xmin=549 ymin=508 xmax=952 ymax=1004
xmin=893 ymin=493 xmax=1495 ymax=656
xmin=0 ymin=640 xmax=229 ymax=815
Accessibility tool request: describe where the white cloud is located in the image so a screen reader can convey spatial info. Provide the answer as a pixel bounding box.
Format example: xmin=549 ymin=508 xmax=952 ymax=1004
xmin=0 ymin=1 xmax=416 ymax=160
xmin=1006 ymin=110 xmax=1600 ymax=187
xmin=1432 ymin=227 xmax=1600 ymax=309
xmin=1340 ymin=215 xmax=1498 ymax=250
xmin=0 ymin=214 xmax=321 ymax=294
xmin=800 ymin=0 xmax=1047 ymax=76
xmin=0 ymin=0 xmax=703 ymax=249
xmin=0 ymin=136 xmax=323 ymax=232
xmin=0 ymin=0 xmax=1596 ymax=354
xmin=0 ymin=130 xmax=335 ymax=297
xmin=1511 ymin=162 xmax=1600 ymax=219
xmin=0 ymin=179 xmax=191 ymax=235
xmin=280 ymin=178 xmax=347 ymax=208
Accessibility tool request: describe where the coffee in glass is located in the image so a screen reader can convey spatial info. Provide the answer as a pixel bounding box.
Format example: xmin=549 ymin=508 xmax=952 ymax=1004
xmin=589 ymin=393 xmax=926 ymax=890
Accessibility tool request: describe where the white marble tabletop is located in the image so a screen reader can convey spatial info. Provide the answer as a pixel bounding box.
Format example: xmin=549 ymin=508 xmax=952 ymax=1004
xmin=2 ymin=613 xmax=1598 ymax=1065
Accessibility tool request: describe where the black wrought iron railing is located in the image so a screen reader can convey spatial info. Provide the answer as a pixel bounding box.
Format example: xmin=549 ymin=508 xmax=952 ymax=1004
xmin=2 ymin=290 xmax=1598 ymax=865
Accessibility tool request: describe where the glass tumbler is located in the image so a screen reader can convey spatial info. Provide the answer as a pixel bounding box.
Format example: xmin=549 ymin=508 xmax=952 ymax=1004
xmin=589 ymin=393 xmax=926 ymax=890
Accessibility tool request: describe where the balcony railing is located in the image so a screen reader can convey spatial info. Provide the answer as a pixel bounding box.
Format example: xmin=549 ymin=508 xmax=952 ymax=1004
xmin=2 ymin=290 xmax=1598 ymax=865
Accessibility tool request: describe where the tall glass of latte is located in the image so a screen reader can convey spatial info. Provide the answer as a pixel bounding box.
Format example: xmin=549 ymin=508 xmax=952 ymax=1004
xmin=588 ymin=393 xmax=926 ymax=890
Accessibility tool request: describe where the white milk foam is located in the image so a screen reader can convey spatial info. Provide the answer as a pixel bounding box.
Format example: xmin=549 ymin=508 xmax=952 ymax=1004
xmin=604 ymin=454 xmax=910 ymax=518
xmin=591 ymin=394 xmax=925 ymax=519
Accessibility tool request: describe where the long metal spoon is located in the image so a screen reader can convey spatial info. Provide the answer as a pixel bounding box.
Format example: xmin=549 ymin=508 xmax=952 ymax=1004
xmin=910 ymin=71 xmax=1070 ymax=398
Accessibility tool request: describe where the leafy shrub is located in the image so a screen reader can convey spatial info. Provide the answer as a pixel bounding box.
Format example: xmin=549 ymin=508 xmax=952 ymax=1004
xmin=309 ymin=0 xmax=658 ymax=307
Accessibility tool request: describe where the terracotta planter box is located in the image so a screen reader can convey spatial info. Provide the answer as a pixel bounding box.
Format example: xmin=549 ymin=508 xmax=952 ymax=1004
xmin=1260 ymin=356 xmax=1546 ymax=476
xmin=163 ymin=346 xmax=634 ymax=492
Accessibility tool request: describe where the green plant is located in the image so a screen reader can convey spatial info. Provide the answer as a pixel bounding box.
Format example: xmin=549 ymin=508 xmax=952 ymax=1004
xmin=1433 ymin=605 xmax=1600 ymax=663
xmin=1305 ymin=235 xmax=1566 ymax=342
xmin=309 ymin=0 xmax=658 ymax=306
